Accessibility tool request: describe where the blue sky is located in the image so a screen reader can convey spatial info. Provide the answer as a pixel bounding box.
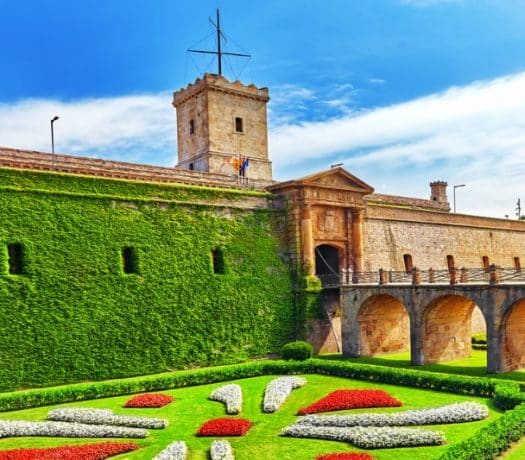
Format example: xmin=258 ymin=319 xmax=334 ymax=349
xmin=1 ymin=0 xmax=525 ymax=217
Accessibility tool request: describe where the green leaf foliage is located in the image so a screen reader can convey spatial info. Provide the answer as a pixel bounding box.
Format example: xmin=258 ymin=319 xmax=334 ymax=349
xmin=282 ymin=341 xmax=313 ymax=360
xmin=0 ymin=168 xmax=295 ymax=391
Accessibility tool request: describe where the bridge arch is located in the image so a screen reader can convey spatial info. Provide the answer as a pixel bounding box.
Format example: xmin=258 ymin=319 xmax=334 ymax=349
xmin=501 ymin=298 xmax=525 ymax=371
xmin=357 ymin=294 xmax=410 ymax=356
xmin=421 ymin=294 xmax=485 ymax=364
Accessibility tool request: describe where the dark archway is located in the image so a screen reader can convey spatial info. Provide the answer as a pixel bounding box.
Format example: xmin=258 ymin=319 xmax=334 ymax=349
xmin=357 ymin=294 xmax=410 ymax=356
xmin=422 ymin=295 xmax=484 ymax=364
xmin=315 ymin=244 xmax=340 ymax=276
xmin=502 ymin=299 xmax=525 ymax=371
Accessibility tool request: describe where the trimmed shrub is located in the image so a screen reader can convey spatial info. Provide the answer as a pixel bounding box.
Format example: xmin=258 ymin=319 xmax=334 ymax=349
xmin=282 ymin=341 xmax=313 ymax=361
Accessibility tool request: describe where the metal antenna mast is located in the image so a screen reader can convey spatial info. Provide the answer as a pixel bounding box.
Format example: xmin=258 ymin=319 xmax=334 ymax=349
xmin=188 ymin=9 xmax=251 ymax=76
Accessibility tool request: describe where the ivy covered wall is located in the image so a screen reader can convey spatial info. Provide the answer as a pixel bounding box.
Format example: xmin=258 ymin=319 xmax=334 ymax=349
xmin=0 ymin=169 xmax=295 ymax=391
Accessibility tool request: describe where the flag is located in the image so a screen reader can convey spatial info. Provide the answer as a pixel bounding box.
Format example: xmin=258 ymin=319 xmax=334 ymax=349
xmin=239 ymin=157 xmax=249 ymax=174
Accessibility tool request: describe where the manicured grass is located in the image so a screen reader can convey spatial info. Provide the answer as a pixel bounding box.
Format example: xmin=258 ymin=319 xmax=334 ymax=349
xmin=502 ymin=436 xmax=525 ymax=459
xmin=0 ymin=374 xmax=501 ymax=460
xmin=318 ymin=350 xmax=525 ymax=383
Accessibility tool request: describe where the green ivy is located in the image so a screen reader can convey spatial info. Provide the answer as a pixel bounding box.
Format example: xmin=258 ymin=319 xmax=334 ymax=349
xmin=0 ymin=168 xmax=295 ymax=391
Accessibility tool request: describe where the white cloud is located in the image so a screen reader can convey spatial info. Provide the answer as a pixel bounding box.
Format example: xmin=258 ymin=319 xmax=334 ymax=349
xmin=270 ymin=72 xmax=525 ymax=218
xmin=0 ymin=93 xmax=176 ymax=165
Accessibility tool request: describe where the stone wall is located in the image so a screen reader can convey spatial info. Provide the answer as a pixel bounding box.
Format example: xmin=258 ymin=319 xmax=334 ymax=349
xmin=363 ymin=204 xmax=525 ymax=271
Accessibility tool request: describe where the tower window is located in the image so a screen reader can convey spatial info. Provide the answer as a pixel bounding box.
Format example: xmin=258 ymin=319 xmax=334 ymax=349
xmin=189 ymin=119 xmax=195 ymax=134
xmin=211 ymin=248 xmax=225 ymax=274
xmin=7 ymin=243 xmax=24 ymax=275
xmin=235 ymin=117 xmax=243 ymax=133
xmin=122 ymin=247 xmax=138 ymax=274
xmin=403 ymin=254 xmax=413 ymax=274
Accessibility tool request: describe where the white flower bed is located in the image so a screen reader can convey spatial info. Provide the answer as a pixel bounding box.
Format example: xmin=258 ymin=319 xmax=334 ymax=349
xmin=0 ymin=420 xmax=148 ymax=438
xmin=263 ymin=376 xmax=307 ymax=413
xmin=153 ymin=440 xmax=188 ymax=460
xmin=282 ymin=424 xmax=445 ymax=448
xmin=48 ymin=407 xmax=168 ymax=429
xmin=210 ymin=440 xmax=235 ymax=460
xmin=297 ymin=402 xmax=489 ymax=427
xmin=210 ymin=384 xmax=242 ymax=415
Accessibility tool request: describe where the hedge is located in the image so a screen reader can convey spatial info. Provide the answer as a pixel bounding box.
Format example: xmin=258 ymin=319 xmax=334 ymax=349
xmin=0 ymin=359 xmax=523 ymax=412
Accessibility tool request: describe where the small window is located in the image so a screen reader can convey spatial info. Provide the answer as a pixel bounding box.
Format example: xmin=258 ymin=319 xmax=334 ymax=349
xmin=446 ymin=255 xmax=455 ymax=272
xmin=403 ymin=254 xmax=413 ymax=274
xmin=235 ymin=117 xmax=243 ymax=133
xmin=122 ymin=247 xmax=138 ymax=274
xmin=211 ymin=248 xmax=225 ymax=274
xmin=514 ymin=257 xmax=521 ymax=272
xmin=482 ymin=256 xmax=490 ymax=272
xmin=189 ymin=119 xmax=195 ymax=134
xmin=7 ymin=243 xmax=24 ymax=274
xmin=189 ymin=163 xmax=194 ymax=171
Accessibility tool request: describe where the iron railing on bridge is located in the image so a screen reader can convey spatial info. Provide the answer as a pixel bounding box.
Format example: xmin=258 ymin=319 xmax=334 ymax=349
xmin=316 ymin=265 xmax=525 ymax=288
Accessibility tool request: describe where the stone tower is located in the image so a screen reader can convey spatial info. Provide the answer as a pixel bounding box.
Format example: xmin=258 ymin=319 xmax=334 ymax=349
xmin=172 ymin=73 xmax=272 ymax=181
xmin=430 ymin=181 xmax=449 ymax=210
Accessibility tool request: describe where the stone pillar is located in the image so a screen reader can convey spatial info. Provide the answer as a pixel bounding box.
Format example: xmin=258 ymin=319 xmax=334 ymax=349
xmin=351 ymin=208 xmax=364 ymax=273
xmin=301 ymin=204 xmax=315 ymax=276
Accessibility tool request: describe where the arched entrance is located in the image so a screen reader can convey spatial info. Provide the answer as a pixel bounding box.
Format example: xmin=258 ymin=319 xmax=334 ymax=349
xmin=357 ymin=294 xmax=410 ymax=356
xmin=315 ymin=244 xmax=340 ymax=276
xmin=422 ymin=295 xmax=484 ymax=364
xmin=503 ymin=299 xmax=525 ymax=371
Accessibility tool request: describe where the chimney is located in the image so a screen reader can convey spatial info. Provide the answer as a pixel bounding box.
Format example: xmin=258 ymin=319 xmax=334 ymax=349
xmin=430 ymin=181 xmax=450 ymax=210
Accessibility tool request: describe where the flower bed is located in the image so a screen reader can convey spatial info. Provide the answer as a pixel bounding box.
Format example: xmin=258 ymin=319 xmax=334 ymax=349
xmin=263 ymin=376 xmax=307 ymax=413
xmin=0 ymin=441 xmax=139 ymax=460
xmin=298 ymin=402 xmax=488 ymax=427
xmin=316 ymin=454 xmax=374 ymax=460
xmin=210 ymin=384 xmax=242 ymax=415
xmin=124 ymin=393 xmax=174 ymax=408
xmin=210 ymin=440 xmax=235 ymax=460
xmin=48 ymin=407 xmax=168 ymax=429
xmin=197 ymin=418 xmax=253 ymax=437
xmin=282 ymin=424 xmax=445 ymax=448
xmin=297 ymin=390 xmax=402 ymax=415
xmin=153 ymin=441 xmax=188 ymax=460
xmin=0 ymin=420 xmax=148 ymax=439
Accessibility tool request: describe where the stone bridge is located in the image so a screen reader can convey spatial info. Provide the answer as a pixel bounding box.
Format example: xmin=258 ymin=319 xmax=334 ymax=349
xmin=336 ymin=266 xmax=525 ymax=373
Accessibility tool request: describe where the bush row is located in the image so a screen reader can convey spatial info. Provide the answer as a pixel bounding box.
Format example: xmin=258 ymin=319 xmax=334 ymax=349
xmin=1 ymin=359 xmax=524 ymax=412
xmin=437 ymin=402 xmax=525 ymax=460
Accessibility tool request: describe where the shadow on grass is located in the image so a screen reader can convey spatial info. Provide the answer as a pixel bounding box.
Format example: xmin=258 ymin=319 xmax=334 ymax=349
xmin=317 ymin=351 xmax=525 ymax=383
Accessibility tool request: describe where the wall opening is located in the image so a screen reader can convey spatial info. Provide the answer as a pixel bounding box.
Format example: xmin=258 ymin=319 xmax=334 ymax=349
xmin=189 ymin=119 xmax=195 ymax=134
xmin=211 ymin=248 xmax=225 ymax=274
xmin=315 ymin=244 xmax=340 ymax=276
xmin=503 ymin=299 xmax=525 ymax=371
xmin=357 ymin=294 xmax=410 ymax=356
xmin=189 ymin=163 xmax=194 ymax=171
xmin=482 ymin=256 xmax=490 ymax=272
xmin=447 ymin=255 xmax=455 ymax=272
xmin=7 ymin=243 xmax=24 ymax=275
xmin=235 ymin=117 xmax=243 ymax=133
xmin=514 ymin=257 xmax=521 ymax=271
xmin=122 ymin=247 xmax=138 ymax=274
xmin=422 ymin=295 xmax=484 ymax=365
xmin=403 ymin=254 xmax=413 ymax=273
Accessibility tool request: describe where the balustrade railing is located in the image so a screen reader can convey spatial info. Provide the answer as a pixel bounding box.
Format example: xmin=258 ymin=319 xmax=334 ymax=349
xmin=316 ymin=265 xmax=525 ymax=287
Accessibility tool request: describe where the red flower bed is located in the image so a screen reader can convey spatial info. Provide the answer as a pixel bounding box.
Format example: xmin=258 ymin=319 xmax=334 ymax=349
xmin=197 ymin=418 xmax=253 ymax=436
xmin=298 ymin=390 xmax=402 ymax=415
xmin=316 ymin=454 xmax=374 ymax=460
xmin=124 ymin=393 xmax=174 ymax=408
xmin=0 ymin=442 xmax=139 ymax=460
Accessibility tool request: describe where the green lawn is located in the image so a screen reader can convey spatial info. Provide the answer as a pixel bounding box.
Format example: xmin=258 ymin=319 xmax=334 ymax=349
xmin=318 ymin=350 xmax=525 ymax=383
xmin=0 ymin=374 xmax=502 ymax=460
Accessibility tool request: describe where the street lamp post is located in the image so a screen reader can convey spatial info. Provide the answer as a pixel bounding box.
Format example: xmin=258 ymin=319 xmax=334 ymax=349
xmin=50 ymin=116 xmax=59 ymax=171
xmin=453 ymin=184 xmax=466 ymax=213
